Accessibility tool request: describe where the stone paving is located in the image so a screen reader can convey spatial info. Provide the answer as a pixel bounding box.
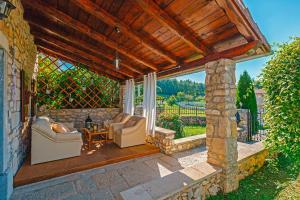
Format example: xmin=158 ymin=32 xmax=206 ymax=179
xmin=11 ymin=142 xmax=263 ymax=200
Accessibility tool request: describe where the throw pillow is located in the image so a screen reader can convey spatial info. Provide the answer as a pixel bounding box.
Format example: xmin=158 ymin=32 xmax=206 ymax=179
xmin=51 ymin=123 xmax=70 ymax=133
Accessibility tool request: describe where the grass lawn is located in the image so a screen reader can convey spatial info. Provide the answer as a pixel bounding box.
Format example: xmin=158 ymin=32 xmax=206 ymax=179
xmin=182 ymin=125 xmax=206 ymax=137
xmin=208 ymin=156 xmax=300 ymax=200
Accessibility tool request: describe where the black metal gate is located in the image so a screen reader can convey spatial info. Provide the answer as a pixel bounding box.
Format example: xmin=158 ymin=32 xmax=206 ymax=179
xmin=247 ymin=109 xmax=266 ymax=141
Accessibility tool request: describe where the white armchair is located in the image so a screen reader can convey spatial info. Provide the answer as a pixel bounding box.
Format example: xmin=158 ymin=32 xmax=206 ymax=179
xmin=31 ymin=117 xmax=83 ymax=165
xmin=104 ymin=113 xmax=131 ymax=139
xmin=113 ymin=116 xmax=146 ymax=148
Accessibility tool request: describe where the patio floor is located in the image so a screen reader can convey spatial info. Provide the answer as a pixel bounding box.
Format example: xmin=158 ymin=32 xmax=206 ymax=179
xmin=14 ymin=142 xmax=160 ymax=187
xmin=11 ymin=142 xmax=264 ymax=200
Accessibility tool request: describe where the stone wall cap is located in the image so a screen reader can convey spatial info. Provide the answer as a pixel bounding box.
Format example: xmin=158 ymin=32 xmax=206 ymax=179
xmin=174 ymin=134 xmax=206 ymax=145
xmin=155 ymin=127 xmax=175 ymax=135
xmin=237 ymin=141 xmax=266 ymax=162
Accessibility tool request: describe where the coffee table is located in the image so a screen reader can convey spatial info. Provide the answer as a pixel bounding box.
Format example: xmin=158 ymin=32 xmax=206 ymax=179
xmin=82 ymin=128 xmax=109 ymax=150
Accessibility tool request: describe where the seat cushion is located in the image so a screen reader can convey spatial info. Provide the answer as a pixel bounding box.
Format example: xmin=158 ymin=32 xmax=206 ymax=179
xmin=124 ymin=119 xmax=136 ymax=128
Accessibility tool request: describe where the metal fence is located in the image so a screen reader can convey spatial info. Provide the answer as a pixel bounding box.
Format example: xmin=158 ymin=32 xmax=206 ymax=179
xmin=156 ymin=105 xmax=206 ymax=117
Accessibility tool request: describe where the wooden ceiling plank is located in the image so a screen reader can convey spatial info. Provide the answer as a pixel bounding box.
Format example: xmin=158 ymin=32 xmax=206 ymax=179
xmin=34 ymin=33 xmax=135 ymax=78
xmin=135 ymin=0 xmax=211 ymax=55
xmin=215 ymin=0 xmax=254 ymax=41
xmin=25 ymin=16 xmax=145 ymax=75
xmin=23 ymin=0 xmax=158 ymax=71
xmin=72 ymin=0 xmax=178 ymax=64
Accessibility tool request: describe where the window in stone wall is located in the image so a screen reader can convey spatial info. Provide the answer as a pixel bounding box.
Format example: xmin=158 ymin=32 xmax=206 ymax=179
xmin=37 ymin=53 xmax=120 ymax=109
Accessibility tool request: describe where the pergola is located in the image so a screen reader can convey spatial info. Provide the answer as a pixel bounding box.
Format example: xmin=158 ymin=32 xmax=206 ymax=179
xmin=22 ymin=0 xmax=269 ymax=81
xmin=21 ymin=0 xmax=270 ymax=193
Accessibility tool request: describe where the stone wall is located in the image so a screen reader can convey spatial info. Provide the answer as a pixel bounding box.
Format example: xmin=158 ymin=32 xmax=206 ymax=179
xmin=0 ymin=0 xmax=37 ymax=198
xmin=147 ymin=127 xmax=206 ymax=155
xmin=164 ymin=146 xmax=268 ymax=200
xmin=180 ymin=116 xmax=206 ymax=126
xmin=146 ymin=127 xmax=175 ymax=155
xmin=0 ymin=0 xmax=37 ymax=76
xmin=165 ymin=172 xmax=222 ymax=200
xmin=172 ymin=134 xmax=206 ymax=154
xmin=0 ymin=0 xmax=37 ymax=176
xmin=6 ymin=55 xmax=32 ymax=176
xmin=39 ymin=108 xmax=120 ymax=129
xmin=238 ymin=148 xmax=268 ymax=181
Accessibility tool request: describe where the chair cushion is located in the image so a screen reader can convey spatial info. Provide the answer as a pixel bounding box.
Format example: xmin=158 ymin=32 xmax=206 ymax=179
xmin=51 ymin=123 xmax=70 ymax=133
xmin=124 ymin=119 xmax=137 ymax=128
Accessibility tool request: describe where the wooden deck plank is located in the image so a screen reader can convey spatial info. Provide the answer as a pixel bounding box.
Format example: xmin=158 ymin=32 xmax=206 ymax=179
xmin=14 ymin=143 xmax=160 ymax=187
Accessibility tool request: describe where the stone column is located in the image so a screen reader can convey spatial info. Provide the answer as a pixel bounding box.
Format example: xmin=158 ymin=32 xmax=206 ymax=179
xmin=205 ymin=59 xmax=238 ymax=193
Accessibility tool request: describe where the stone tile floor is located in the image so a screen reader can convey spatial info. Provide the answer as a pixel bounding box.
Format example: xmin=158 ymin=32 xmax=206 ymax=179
xmin=11 ymin=142 xmax=263 ymax=200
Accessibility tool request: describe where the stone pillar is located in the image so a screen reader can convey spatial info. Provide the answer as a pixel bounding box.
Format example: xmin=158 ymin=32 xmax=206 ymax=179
xmin=205 ymin=59 xmax=238 ymax=193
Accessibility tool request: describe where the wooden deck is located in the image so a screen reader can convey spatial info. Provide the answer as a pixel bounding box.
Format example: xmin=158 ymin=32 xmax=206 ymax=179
xmin=14 ymin=142 xmax=160 ymax=187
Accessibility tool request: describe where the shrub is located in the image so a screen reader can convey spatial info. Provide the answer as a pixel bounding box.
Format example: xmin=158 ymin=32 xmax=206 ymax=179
xmin=176 ymin=92 xmax=185 ymax=102
xmin=262 ymin=38 xmax=300 ymax=166
xmin=236 ymin=71 xmax=258 ymax=134
xmin=166 ymin=95 xmax=177 ymax=106
xmin=157 ymin=112 xmax=184 ymax=138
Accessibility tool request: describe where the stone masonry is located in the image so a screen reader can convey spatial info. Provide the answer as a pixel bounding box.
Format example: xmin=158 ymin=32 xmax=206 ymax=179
xmin=205 ymin=59 xmax=239 ymax=193
xmin=39 ymin=108 xmax=120 ymax=129
xmin=237 ymin=109 xmax=249 ymax=142
xmin=147 ymin=127 xmax=206 ymax=155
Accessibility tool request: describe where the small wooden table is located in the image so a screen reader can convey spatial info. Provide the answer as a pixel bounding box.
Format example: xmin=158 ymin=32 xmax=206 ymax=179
xmin=82 ymin=128 xmax=109 ymax=150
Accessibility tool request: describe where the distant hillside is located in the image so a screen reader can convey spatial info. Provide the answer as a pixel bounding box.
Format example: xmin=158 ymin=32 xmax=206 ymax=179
xmin=157 ymin=79 xmax=205 ymax=97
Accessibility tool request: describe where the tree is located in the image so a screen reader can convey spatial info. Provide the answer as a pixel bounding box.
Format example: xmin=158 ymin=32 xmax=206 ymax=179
xmin=157 ymin=79 xmax=205 ymax=97
xmin=236 ymin=71 xmax=258 ymax=134
xmin=262 ymin=38 xmax=300 ymax=165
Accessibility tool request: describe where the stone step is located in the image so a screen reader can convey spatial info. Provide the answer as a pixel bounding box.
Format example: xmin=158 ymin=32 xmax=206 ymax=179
xmin=120 ymin=162 xmax=221 ymax=200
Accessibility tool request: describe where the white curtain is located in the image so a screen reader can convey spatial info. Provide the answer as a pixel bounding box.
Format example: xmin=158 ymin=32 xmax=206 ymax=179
xmin=143 ymin=72 xmax=157 ymax=136
xmin=124 ymin=79 xmax=135 ymax=115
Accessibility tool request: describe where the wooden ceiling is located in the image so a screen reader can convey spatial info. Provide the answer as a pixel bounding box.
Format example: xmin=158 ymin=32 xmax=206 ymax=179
xmin=22 ymin=0 xmax=270 ymax=82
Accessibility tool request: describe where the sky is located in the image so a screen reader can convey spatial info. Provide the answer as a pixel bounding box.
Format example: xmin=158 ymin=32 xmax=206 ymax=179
xmin=176 ymin=0 xmax=300 ymax=83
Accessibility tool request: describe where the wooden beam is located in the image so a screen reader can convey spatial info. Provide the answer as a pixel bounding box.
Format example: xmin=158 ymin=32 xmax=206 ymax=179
xmin=23 ymin=0 xmax=158 ymax=71
xmin=26 ymin=18 xmax=145 ymax=75
xmin=36 ymin=41 xmax=127 ymax=80
xmin=135 ymin=0 xmax=211 ymax=55
xmin=37 ymin=47 xmax=122 ymax=82
xmin=33 ymin=31 xmax=136 ymax=78
xmin=73 ymin=0 xmax=178 ymax=64
xmin=157 ymin=40 xmax=259 ymax=78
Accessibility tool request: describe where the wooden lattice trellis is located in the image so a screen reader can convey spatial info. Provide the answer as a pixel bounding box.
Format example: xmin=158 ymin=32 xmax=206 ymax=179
xmin=37 ymin=53 xmax=120 ymax=109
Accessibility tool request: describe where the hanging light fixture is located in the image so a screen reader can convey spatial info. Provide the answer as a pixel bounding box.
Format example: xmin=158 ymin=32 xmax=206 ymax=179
xmin=0 ymin=0 xmax=15 ymax=20
xmin=114 ymin=27 xmax=121 ymax=70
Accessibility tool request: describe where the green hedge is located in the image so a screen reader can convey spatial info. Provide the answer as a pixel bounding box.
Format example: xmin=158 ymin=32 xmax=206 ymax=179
xmin=262 ymin=38 xmax=300 ymax=165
